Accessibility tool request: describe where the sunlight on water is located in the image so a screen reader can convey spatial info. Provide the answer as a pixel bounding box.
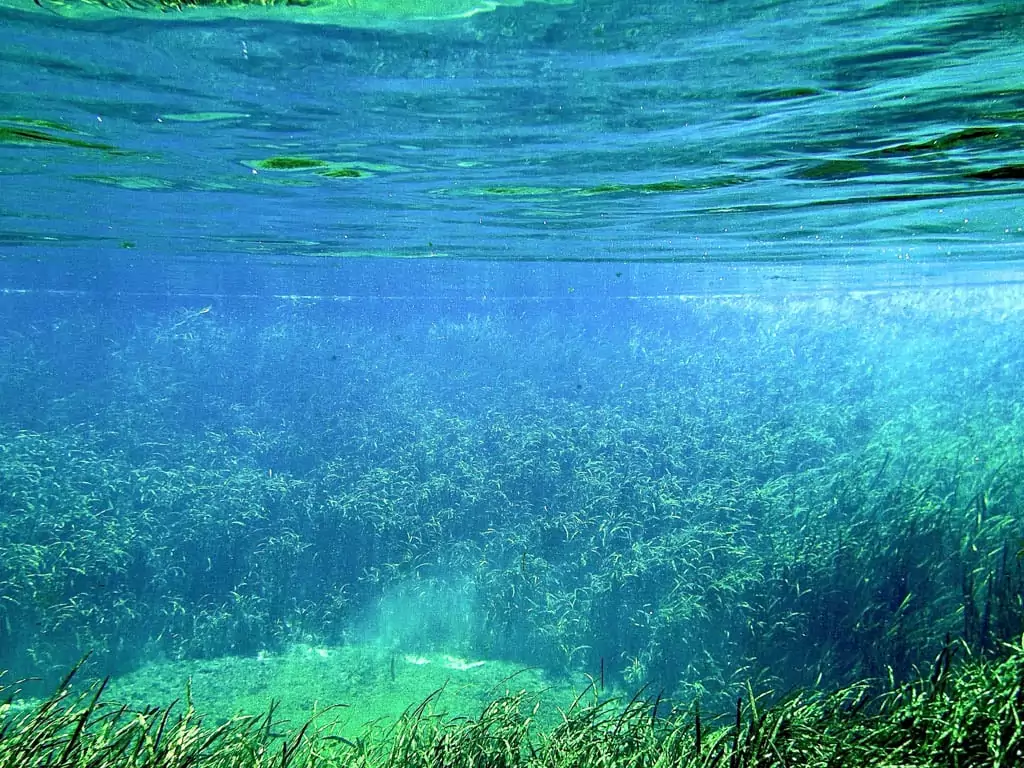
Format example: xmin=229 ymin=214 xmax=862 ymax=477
xmin=0 ymin=0 xmax=1022 ymax=275
xmin=0 ymin=0 xmax=573 ymax=24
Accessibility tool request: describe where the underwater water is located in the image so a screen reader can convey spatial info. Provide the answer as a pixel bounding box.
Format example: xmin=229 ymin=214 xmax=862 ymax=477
xmin=2 ymin=0 xmax=1024 ymax=763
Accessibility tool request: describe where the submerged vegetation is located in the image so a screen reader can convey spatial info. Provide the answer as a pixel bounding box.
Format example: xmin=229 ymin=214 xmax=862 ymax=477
xmin=0 ymin=288 xmax=1023 ymax=761
xmin=2 ymin=636 xmax=1024 ymax=767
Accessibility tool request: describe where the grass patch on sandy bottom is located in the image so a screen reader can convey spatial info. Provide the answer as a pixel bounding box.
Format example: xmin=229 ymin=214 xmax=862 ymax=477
xmin=2 ymin=639 xmax=1024 ymax=767
xmin=20 ymin=643 xmax=592 ymax=741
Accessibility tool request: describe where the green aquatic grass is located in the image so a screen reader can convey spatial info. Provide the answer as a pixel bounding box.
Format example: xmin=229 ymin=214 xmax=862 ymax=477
xmin=3 ymin=639 xmax=1023 ymax=767
xmin=98 ymin=643 xmax=586 ymax=741
xmin=2 ymin=295 xmax=1023 ymax=719
xmin=0 ymin=667 xmax=313 ymax=768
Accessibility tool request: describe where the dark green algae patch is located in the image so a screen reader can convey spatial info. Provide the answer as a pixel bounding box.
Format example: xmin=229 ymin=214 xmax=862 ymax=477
xmin=244 ymin=156 xmax=398 ymax=179
xmin=253 ymin=157 xmax=331 ymax=171
xmin=789 ymin=124 xmax=1024 ymax=182
xmin=966 ymin=164 xmax=1024 ymax=181
xmin=0 ymin=118 xmax=119 ymax=153
xmin=874 ymin=126 xmax=1010 ymax=156
xmin=741 ymin=86 xmax=827 ymax=102
xmin=584 ymin=177 xmax=745 ymax=195
xmin=791 ymin=158 xmax=871 ymax=181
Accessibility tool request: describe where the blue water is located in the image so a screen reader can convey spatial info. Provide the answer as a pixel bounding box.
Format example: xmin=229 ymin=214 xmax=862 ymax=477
xmin=3 ymin=0 xmax=1024 ymax=713
xmin=2 ymin=0 xmax=1023 ymax=297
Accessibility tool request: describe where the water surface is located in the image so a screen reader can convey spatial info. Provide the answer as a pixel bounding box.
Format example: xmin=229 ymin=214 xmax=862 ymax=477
xmin=1 ymin=0 xmax=1022 ymax=291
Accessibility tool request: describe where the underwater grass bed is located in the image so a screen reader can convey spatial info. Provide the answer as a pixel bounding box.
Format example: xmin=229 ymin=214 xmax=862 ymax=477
xmin=96 ymin=642 xmax=590 ymax=740
xmin=1 ymin=295 xmax=1024 ymax=714
xmin=2 ymin=638 xmax=1023 ymax=767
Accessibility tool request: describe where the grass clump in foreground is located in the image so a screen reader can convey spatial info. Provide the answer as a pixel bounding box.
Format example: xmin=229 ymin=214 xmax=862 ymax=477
xmin=2 ymin=639 xmax=1023 ymax=768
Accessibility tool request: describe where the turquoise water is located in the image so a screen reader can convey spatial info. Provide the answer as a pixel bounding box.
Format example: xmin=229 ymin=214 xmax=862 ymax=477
xmin=2 ymin=0 xmax=1024 ymax=728
xmin=2 ymin=0 xmax=1023 ymax=291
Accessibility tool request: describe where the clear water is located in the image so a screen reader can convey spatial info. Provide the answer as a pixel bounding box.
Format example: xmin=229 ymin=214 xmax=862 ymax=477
xmin=2 ymin=0 xmax=1023 ymax=295
xmin=2 ymin=0 xmax=1024 ymax=729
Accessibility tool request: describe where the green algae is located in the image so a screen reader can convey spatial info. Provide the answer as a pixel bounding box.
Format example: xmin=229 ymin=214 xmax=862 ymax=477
xmin=244 ymin=156 xmax=401 ymax=179
xmin=965 ymin=164 xmax=1024 ymax=181
xmin=878 ymin=126 xmax=1006 ymax=155
xmin=744 ymin=86 xmax=825 ymax=102
xmin=0 ymin=115 xmax=80 ymax=133
xmin=0 ymin=124 xmax=115 ymax=151
xmin=319 ymin=167 xmax=365 ymax=178
xmin=792 ymin=159 xmax=870 ymax=180
xmin=249 ymin=156 xmax=330 ymax=171
xmin=580 ymin=176 xmax=745 ymax=195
